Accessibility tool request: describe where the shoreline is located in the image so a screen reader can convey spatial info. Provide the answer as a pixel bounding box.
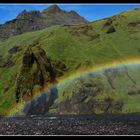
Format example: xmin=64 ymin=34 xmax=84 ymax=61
xmin=0 ymin=113 xmax=140 ymax=135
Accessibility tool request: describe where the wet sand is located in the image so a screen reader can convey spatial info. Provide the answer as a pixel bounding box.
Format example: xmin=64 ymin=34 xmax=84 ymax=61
xmin=0 ymin=114 xmax=140 ymax=135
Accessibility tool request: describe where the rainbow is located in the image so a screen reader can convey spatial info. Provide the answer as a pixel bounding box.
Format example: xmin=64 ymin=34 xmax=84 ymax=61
xmin=7 ymin=57 xmax=140 ymax=117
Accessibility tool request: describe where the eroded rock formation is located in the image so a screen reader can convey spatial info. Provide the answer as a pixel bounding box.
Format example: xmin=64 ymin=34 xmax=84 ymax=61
xmin=50 ymin=76 xmax=123 ymax=114
xmin=15 ymin=47 xmax=56 ymax=103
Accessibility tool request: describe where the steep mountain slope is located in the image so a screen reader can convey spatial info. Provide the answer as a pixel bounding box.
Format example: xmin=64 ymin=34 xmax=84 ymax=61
xmin=0 ymin=5 xmax=87 ymax=40
xmin=0 ymin=7 xmax=140 ymax=115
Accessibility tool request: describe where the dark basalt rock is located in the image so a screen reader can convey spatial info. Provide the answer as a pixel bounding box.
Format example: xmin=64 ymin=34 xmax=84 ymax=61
xmin=22 ymin=48 xmax=35 ymax=68
xmin=15 ymin=46 xmax=56 ymax=103
xmin=106 ymin=26 xmax=116 ymax=34
xmin=23 ymin=87 xmax=58 ymax=116
xmin=52 ymin=77 xmax=123 ymax=114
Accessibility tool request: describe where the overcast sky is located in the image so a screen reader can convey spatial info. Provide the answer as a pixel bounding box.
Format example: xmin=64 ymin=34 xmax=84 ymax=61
xmin=0 ymin=4 xmax=140 ymax=24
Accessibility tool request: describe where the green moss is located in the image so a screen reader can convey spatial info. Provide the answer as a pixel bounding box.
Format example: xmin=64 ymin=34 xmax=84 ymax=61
xmin=48 ymin=108 xmax=57 ymax=114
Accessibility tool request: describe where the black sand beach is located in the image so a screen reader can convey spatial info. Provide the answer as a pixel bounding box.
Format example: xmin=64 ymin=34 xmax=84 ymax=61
xmin=0 ymin=114 xmax=140 ymax=135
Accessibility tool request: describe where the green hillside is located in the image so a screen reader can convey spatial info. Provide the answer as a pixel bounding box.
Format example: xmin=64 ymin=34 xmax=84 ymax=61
xmin=0 ymin=8 xmax=140 ymax=115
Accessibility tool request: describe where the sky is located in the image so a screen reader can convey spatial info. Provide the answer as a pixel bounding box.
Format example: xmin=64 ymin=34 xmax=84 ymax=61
xmin=0 ymin=4 xmax=140 ymax=24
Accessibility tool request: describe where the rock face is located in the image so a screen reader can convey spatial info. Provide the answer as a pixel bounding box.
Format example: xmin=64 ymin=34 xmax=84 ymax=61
xmin=15 ymin=72 xmax=123 ymax=116
xmin=15 ymin=46 xmax=56 ymax=103
xmin=0 ymin=5 xmax=88 ymax=40
xmin=49 ymin=76 xmax=123 ymax=115
xmin=22 ymin=87 xmax=58 ymax=116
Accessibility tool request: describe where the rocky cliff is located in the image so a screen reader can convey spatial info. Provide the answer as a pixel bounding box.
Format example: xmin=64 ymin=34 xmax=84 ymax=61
xmin=15 ymin=46 xmax=56 ymax=103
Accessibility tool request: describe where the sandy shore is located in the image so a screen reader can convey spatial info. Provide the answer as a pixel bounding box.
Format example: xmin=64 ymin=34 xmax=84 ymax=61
xmin=0 ymin=114 xmax=140 ymax=135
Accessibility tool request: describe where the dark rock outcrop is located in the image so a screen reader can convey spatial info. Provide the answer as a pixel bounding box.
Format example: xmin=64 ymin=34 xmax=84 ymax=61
xmin=15 ymin=47 xmax=56 ymax=103
xmin=22 ymin=87 xmax=58 ymax=116
xmin=52 ymin=77 xmax=123 ymax=114
xmin=106 ymin=26 xmax=116 ymax=34
xmin=103 ymin=15 xmax=126 ymax=28
xmin=0 ymin=5 xmax=87 ymax=40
